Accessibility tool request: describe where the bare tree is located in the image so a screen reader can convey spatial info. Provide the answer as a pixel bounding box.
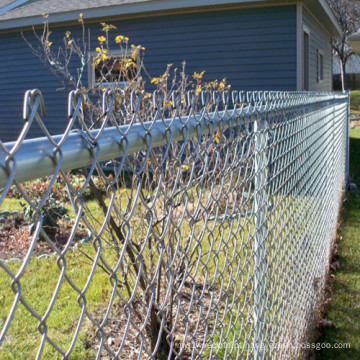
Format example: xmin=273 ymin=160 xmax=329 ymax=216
xmin=327 ymin=0 xmax=360 ymax=91
xmin=23 ymin=15 xmax=233 ymax=359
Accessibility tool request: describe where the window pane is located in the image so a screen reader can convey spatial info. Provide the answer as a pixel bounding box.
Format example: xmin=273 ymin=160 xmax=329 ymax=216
xmin=318 ymin=52 xmax=324 ymax=82
xmin=94 ymin=56 xmax=137 ymax=84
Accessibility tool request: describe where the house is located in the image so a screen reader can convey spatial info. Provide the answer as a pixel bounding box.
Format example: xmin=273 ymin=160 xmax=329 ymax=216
xmin=349 ymin=31 xmax=360 ymax=54
xmin=0 ymin=0 xmax=341 ymax=142
xmin=345 ymin=32 xmax=360 ymax=89
xmin=333 ymin=54 xmax=360 ymax=90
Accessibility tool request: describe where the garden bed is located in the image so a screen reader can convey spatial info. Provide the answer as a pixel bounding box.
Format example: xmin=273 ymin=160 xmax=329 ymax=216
xmin=0 ymin=212 xmax=88 ymax=260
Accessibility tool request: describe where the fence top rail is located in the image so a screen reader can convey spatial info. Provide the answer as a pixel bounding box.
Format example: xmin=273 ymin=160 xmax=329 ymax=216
xmin=0 ymin=89 xmax=348 ymax=189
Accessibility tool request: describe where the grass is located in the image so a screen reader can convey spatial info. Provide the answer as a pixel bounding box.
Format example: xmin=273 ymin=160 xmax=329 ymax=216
xmin=0 ymin=184 xmax=255 ymax=359
xmin=0 ymin=199 xmax=117 ymax=359
xmin=317 ymin=128 xmax=360 ymax=359
xmin=1 ymin=126 xmax=357 ymax=359
xmin=350 ymin=91 xmax=360 ymax=117
xmin=0 ymin=249 xmax=112 ymax=359
xmin=0 ymin=198 xmax=24 ymax=212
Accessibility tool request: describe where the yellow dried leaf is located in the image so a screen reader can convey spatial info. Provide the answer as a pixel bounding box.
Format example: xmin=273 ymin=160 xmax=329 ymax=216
xmin=102 ymin=23 xmax=117 ymax=31
xmin=132 ymin=50 xmax=139 ymax=61
xmin=115 ymin=35 xmax=125 ymax=43
xmin=193 ymin=70 xmax=205 ymax=80
xmin=215 ymin=131 xmax=221 ymax=144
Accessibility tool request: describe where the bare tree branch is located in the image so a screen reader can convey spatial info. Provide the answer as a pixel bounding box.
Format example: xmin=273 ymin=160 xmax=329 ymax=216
xmin=327 ymin=0 xmax=360 ymax=90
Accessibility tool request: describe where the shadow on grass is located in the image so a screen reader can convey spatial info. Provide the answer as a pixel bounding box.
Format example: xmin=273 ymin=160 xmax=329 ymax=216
xmin=349 ymin=135 xmax=360 ymax=184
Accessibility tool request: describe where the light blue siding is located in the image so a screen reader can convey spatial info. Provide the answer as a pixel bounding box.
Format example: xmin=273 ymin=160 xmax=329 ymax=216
xmin=0 ymin=5 xmax=297 ymax=142
xmin=303 ymin=7 xmax=333 ymax=91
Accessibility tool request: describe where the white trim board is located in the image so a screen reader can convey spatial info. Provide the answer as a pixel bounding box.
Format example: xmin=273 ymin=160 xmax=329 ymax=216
xmin=296 ymin=1 xmax=303 ymax=91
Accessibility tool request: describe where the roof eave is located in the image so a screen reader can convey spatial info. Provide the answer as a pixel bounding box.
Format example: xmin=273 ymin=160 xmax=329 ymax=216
xmin=318 ymin=0 xmax=342 ymax=37
xmin=349 ymin=32 xmax=360 ymax=54
xmin=303 ymin=0 xmax=342 ymax=37
xmin=0 ymin=0 xmax=342 ymax=37
xmin=0 ymin=0 xmax=273 ymax=30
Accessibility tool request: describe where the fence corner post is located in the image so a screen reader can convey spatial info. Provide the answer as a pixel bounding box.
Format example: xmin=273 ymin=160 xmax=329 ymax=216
xmin=345 ymin=89 xmax=350 ymax=189
xmin=253 ymin=111 xmax=269 ymax=359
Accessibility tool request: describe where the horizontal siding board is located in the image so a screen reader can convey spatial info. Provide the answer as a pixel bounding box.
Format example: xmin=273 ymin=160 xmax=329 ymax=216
xmin=0 ymin=21 xmax=297 ymax=47
xmin=0 ymin=5 xmax=297 ymax=142
xmin=109 ymin=19 xmax=297 ymax=38
xmin=0 ymin=68 xmax=298 ymax=81
xmin=92 ymin=8 xmax=296 ymax=30
xmin=2 ymin=56 xmax=297 ymax=68
xmin=4 ymin=33 xmax=298 ymax=52
xmin=2 ymin=29 xmax=297 ymax=50
xmin=0 ymin=46 xmax=297 ymax=62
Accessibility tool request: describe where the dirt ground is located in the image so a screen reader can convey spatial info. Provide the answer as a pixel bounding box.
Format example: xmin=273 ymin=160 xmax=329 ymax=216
xmin=0 ymin=213 xmax=87 ymax=259
xmin=350 ymin=119 xmax=360 ymax=129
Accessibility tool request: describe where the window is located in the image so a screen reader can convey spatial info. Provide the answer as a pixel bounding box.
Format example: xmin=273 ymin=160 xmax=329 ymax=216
xmin=90 ymin=50 xmax=138 ymax=87
xmin=317 ymin=50 xmax=324 ymax=82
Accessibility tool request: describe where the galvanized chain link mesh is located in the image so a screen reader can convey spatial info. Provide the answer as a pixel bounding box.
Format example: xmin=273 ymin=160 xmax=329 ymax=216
xmin=0 ymin=89 xmax=349 ymax=359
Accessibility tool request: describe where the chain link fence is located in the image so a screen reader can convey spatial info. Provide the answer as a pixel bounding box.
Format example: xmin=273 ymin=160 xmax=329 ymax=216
xmin=0 ymin=89 xmax=349 ymax=359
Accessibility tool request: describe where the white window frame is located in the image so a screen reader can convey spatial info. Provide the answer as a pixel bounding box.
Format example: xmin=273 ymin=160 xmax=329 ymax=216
xmin=317 ymin=50 xmax=324 ymax=83
xmin=303 ymin=24 xmax=311 ymax=91
xmin=89 ymin=49 xmax=137 ymax=88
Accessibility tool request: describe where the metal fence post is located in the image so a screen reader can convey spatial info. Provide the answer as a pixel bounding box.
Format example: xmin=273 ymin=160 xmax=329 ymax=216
xmin=345 ymin=89 xmax=350 ymax=188
xmin=253 ymin=111 xmax=269 ymax=359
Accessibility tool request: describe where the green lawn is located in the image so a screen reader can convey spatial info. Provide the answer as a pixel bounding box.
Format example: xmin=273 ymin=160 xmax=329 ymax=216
xmin=350 ymin=91 xmax=360 ymax=117
xmin=0 ymin=249 xmax=111 ymax=359
xmin=317 ymin=129 xmax=360 ymax=359
xmin=0 ymin=185 xmax=254 ymax=359
xmin=1 ymin=129 xmax=358 ymax=359
xmin=0 ymin=199 xmax=117 ymax=359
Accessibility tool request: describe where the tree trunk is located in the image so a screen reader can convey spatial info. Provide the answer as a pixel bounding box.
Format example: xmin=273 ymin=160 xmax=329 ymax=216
xmin=149 ymin=304 xmax=174 ymax=360
xmin=340 ymin=59 xmax=346 ymax=92
xmin=86 ymin=170 xmax=176 ymax=359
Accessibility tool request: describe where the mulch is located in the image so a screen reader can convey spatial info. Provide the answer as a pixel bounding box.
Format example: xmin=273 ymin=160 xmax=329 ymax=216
xmin=350 ymin=119 xmax=360 ymax=129
xmin=0 ymin=213 xmax=87 ymax=260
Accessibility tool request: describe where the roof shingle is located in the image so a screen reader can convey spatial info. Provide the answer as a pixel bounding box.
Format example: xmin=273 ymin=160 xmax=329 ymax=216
xmin=0 ymin=0 xmax=17 ymax=8
xmin=0 ymin=0 xmax=149 ymax=21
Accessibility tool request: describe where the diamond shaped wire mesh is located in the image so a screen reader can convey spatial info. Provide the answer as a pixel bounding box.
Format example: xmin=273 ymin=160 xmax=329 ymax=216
xmin=0 ymin=89 xmax=349 ymax=359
